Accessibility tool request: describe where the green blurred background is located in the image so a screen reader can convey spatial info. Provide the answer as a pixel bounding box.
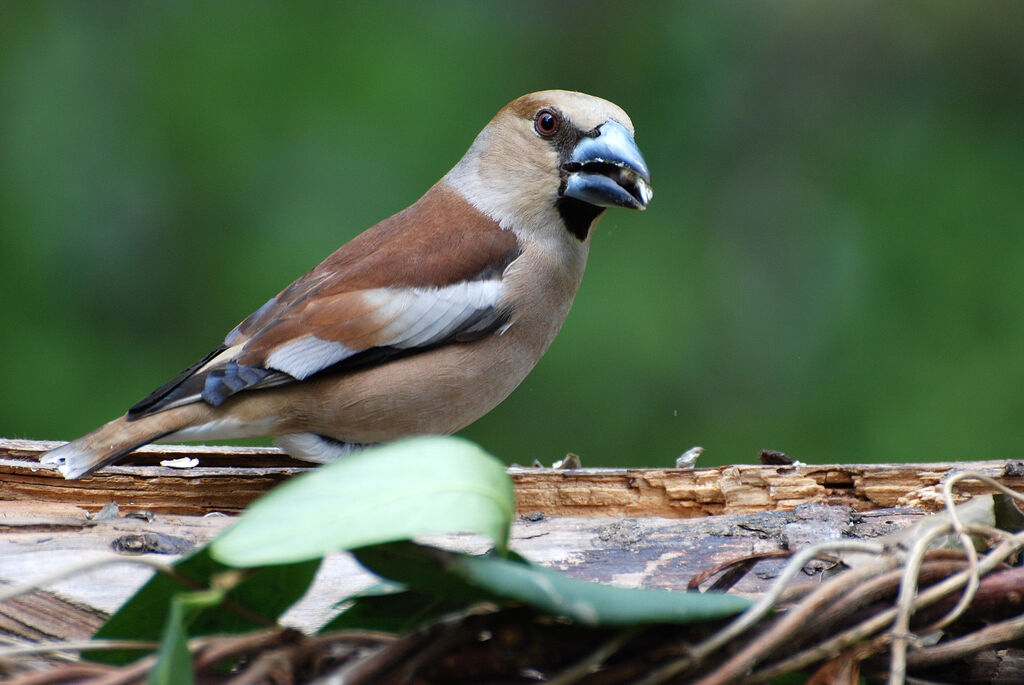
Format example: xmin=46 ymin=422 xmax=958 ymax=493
xmin=2 ymin=1 xmax=1022 ymax=468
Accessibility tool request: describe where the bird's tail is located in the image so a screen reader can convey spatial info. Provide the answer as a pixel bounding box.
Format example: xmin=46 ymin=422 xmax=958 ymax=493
xmin=41 ymin=403 xmax=209 ymax=479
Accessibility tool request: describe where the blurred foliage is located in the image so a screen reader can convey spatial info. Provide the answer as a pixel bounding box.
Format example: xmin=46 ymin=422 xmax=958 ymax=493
xmin=2 ymin=1 xmax=1022 ymax=467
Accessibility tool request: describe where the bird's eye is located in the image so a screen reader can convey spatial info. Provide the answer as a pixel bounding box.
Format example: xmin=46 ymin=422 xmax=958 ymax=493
xmin=534 ymin=109 xmax=559 ymax=137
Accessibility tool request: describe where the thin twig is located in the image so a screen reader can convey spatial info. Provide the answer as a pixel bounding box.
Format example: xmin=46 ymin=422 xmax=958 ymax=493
xmin=692 ymin=559 xmax=900 ymax=685
xmin=928 ymin=473 xmax=985 ymax=628
xmin=754 ymin=558 xmax=965 ymax=670
xmin=0 ymin=556 xmax=178 ymax=603
xmin=221 ymin=634 xmax=313 ymax=685
xmin=314 ymin=620 xmax=449 ymax=685
xmin=890 ymin=473 xmax=1024 ymax=684
xmin=0 ymin=639 xmax=160 ymax=659
xmin=86 ymin=654 xmax=159 ymax=685
xmin=927 ymin=470 xmax=1024 ymax=633
xmin=2 ymin=662 xmax=117 ymax=685
xmin=745 ymin=527 xmax=1024 ymax=684
xmin=76 ymin=632 xmax=297 ymax=685
xmin=635 ymin=539 xmax=888 ymax=685
xmin=912 ymin=522 xmax=1013 ymax=634
xmin=236 ymin=629 xmax=395 ymax=684
xmin=687 ymin=551 xmax=791 ymax=592
xmin=0 ymin=552 xmax=276 ymax=631
xmin=192 ymin=628 xmax=297 ymax=670
xmin=390 ymin=619 xmax=477 ymax=683
xmin=547 ymin=627 xmax=642 ymax=685
xmin=802 ymin=559 xmax=967 ymax=639
xmin=944 ymin=470 xmax=1024 ymax=507
xmin=888 ymin=519 xmax=962 ymax=685
xmin=904 ymin=610 xmax=1024 ymax=668
xmin=697 ymin=540 xmax=887 ymax=656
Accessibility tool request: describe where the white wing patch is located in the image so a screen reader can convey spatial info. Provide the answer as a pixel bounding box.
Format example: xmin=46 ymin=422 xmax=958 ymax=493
xmin=265 ymin=335 xmax=356 ymax=380
xmin=368 ymin=280 xmax=503 ymax=347
xmin=262 ymin=279 xmax=504 ymax=380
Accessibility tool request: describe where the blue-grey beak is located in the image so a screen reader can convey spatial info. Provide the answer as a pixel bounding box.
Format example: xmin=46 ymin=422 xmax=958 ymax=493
xmin=562 ymin=120 xmax=652 ymax=210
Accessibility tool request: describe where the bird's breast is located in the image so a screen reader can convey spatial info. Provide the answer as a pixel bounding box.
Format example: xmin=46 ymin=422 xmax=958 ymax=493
xmin=261 ymin=237 xmax=591 ymax=443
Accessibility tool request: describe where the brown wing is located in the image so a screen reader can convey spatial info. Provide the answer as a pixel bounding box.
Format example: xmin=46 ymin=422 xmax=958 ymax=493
xmin=128 ymin=183 xmax=521 ymax=418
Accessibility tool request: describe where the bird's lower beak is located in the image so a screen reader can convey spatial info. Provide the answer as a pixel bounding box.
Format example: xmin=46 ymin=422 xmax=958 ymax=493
xmin=562 ymin=120 xmax=652 ymax=210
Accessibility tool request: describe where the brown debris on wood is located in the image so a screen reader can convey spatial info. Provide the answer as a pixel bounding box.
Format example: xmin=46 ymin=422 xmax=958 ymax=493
xmin=511 ymin=461 xmax=1024 ymax=517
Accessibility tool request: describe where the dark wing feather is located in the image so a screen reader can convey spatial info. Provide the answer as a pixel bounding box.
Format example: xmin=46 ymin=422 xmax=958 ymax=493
xmin=127 ymin=344 xmax=228 ymax=418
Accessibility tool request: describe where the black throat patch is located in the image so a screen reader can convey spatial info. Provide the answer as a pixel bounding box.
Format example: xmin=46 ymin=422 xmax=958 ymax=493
xmin=556 ymin=196 xmax=605 ymax=241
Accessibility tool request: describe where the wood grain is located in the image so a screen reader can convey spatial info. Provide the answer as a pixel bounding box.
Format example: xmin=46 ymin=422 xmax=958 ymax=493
xmin=3 ymin=438 xmax=1022 ymax=516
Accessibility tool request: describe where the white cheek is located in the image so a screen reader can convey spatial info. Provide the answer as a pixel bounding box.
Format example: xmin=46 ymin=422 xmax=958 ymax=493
xmin=443 ymin=127 xmax=563 ymax=239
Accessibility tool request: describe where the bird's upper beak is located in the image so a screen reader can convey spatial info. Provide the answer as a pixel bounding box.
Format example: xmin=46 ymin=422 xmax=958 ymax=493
xmin=562 ymin=120 xmax=652 ymax=211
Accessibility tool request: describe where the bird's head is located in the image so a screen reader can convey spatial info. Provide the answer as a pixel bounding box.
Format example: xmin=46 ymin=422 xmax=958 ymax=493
xmin=445 ymin=90 xmax=652 ymax=242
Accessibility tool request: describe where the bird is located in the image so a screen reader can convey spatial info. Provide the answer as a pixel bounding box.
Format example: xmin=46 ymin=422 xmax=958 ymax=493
xmin=42 ymin=90 xmax=652 ymax=479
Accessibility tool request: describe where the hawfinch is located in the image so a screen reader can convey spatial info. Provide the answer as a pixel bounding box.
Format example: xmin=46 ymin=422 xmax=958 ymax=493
xmin=43 ymin=90 xmax=652 ymax=479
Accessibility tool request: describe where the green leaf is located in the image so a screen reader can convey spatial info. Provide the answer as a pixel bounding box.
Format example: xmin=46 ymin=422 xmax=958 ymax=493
xmin=148 ymin=589 xmax=224 ymax=685
xmin=454 ymin=550 xmax=751 ymax=625
xmin=212 ymin=436 xmax=515 ymax=567
xmin=90 ymin=548 xmax=319 ymax=664
xmin=355 ymin=542 xmax=751 ymax=627
xmin=320 ymin=582 xmax=469 ymax=634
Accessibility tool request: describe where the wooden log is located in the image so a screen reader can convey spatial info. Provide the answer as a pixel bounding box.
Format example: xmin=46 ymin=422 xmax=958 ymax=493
xmin=2 ymin=437 xmax=1021 ymax=643
xmin=1 ymin=500 xmax=925 ymax=641
xmin=0 ymin=439 xmax=304 ymax=516
xmin=0 ymin=585 xmax=105 ymax=642
xmin=2 ymin=438 xmax=1022 ymax=516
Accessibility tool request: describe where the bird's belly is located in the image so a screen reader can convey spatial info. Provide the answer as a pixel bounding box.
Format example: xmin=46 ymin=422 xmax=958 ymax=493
xmin=273 ymin=331 xmax=545 ymax=442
